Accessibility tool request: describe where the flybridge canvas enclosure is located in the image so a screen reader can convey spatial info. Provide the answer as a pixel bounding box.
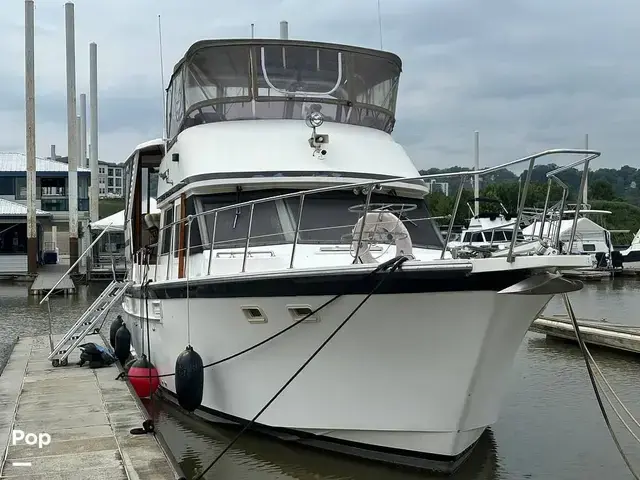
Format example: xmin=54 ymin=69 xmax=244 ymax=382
xmin=165 ymin=39 xmax=402 ymax=140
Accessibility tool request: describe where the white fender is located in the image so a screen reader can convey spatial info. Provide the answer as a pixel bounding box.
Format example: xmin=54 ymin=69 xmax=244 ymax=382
xmin=351 ymin=211 xmax=413 ymax=264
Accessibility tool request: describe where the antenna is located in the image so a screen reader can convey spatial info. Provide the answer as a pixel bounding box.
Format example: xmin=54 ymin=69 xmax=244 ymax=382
xmin=377 ymin=0 xmax=383 ymax=50
xmin=158 ymin=14 xmax=167 ymax=143
xmin=251 ymin=23 xmax=255 ymax=39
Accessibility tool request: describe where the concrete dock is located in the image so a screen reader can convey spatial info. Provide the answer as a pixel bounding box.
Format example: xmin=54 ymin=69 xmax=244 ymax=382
xmin=0 ymin=335 xmax=184 ymax=479
xmin=531 ymin=315 xmax=640 ymax=354
xmin=30 ymin=264 xmax=75 ymax=296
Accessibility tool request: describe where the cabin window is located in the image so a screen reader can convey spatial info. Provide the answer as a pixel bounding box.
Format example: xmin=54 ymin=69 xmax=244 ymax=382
xmin=199 ymin=192 xmax=286 ymax=249
xmin=195 ymin=189 xmax=443 ymax=250
xmin=464 ymin=232 xmax=483 ymax=243
xmin=184 ymin=197 xmax=203 ymax=254
xmin=172 ymin=203 xmax=181 ymax=257
xmin=160 ymin=207 xmax=173 ymax=255
xmin=285 ymin=190 xmax=442 ymax=248
xmin=583 ymin=244 xmax=596 ymax=252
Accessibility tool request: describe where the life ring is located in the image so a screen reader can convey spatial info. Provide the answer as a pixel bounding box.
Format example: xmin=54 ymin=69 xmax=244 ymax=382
xmin=351 ymin=211 xmax=413 ymax=264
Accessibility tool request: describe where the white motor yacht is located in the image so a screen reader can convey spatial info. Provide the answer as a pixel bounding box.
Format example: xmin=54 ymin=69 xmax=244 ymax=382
xmin=119 ymin=33 xmax=596 ymax=473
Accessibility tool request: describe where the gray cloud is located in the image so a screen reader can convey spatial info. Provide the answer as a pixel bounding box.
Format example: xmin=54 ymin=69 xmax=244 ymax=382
xmin=0 ymin=0 xmax=639 ymax=170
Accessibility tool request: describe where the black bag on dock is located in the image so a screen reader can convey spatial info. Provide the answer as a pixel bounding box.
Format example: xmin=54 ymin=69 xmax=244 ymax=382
xmin=78 ymin=342 xmax=116 ymax=368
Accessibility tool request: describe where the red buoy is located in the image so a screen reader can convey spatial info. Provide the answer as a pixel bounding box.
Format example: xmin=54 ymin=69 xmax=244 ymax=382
xmin=128 ymin=355 xmax=160 ymax=398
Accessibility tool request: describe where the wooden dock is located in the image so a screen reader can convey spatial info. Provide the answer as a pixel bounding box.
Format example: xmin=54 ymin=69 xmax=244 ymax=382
xmin=530 ymin=315 xmax=640 ymax=354
xmin=0 ymin=335 xmax=184 ymax=479
xmin=560 ymin=269 xmax=612 ymax=281
xmin=29 ymin=264 xmax=75 ymax=296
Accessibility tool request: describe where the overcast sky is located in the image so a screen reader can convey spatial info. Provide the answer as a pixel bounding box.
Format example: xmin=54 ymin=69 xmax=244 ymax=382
xmin=0 ymin=0 xmax=638 ymax=171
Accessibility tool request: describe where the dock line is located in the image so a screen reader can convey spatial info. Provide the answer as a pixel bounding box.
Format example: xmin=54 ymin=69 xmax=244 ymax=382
xmin=562 ymin=293 xmax=640 ymax=479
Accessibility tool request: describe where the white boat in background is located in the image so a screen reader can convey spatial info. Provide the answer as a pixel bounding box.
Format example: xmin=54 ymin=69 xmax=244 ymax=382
xmin=118 ymin=29 xmax=598 ymax=473
xmin=524 ymin=208 xmax=614 ymax=269
xmin=619 ymin=228 xmax=640 ymax=269
xmin=446 ymin=198 xmax=526 ymax=252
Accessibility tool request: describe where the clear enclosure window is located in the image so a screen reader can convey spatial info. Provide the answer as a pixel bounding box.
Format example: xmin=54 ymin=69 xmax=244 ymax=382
xmin=165 ymin=42 xmax=401 ymax=137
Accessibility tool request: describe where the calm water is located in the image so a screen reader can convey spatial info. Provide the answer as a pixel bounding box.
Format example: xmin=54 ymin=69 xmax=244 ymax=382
xmin=1 ymin=280 xmax=640 ymax=479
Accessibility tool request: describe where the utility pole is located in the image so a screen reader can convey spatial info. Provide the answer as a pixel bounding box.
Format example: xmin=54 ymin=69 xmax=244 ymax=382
xmin=89 ymin=42 xmax=99 ymax=223
xmin=25 ymin=0 xmax=37 ymax=274
xmin=474 ymin=131 xmax=480 ymax=216
xmin=65 ymin=2 xmax=79 ymax=271
xmin=80 ymin=93 xmax=87 ymax=167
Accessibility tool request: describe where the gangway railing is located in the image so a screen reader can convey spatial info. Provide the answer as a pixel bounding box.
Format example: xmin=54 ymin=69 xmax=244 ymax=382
xmin=40 ymin=222 xmax=114 ymax=353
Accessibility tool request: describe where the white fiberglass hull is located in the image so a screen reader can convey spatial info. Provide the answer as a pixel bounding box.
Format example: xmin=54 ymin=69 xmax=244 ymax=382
xmin=122 ymin=268 xmax=554 ymax=471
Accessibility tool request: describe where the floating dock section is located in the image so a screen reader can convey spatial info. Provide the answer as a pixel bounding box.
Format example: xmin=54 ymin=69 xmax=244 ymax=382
xmin=560 ymin=269 xmax=612 ymax=281
xmin=531 ymin=315 xmax=640 ymax=354
xmin=0 ymin=335 xmax=184 ymax=479
xmin=29 ymin=264 xmax=75 ymax=296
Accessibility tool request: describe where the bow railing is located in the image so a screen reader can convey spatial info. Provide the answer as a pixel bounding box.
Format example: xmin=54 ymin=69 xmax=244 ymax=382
xmin=151 ymin=148 xmax=600 ymax=281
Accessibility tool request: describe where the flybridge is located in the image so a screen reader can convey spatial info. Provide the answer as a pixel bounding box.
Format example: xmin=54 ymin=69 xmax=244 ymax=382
xmin=164 ymin=37 xmax=403 ymax=140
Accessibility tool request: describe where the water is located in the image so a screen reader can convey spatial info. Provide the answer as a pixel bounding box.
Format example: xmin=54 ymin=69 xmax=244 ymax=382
xmin=1 ymin=279 xmax=640 ymax=479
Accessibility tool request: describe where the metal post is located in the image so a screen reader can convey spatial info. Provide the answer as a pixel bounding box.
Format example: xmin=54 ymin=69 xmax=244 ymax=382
xmin=76 ymin=115 xmax=81 ymax=170
xmin=241 ymin=204 xmax=255 ymax=273
xmin=554 ymin=189 xmax=567 ymax=250
xmin=89 ymin=42 xmax=99 ymax=223
xmin=50 ymin=145 xmax=56 ymax=161
xmin=79 ymin=93 xmax=87 ymax=168
xmin=538 ymin=178 xmax=552 ymax=241
xmin=289 ymin=195 xmax=305 ymax=268
xmin=280 ymin=21 xmax=288 ymax=40
xmin=352 ymin=187 xmax=374 ymax=264
xmin=65 ymin=2 xmax=79 ymax=272
xmin=207 ymin=212 xmax=217 ymax=275
xmin=251 ymin=23 xmax=255 ymax=38
xmin=441 ymin=176 xmax=466 ymax=259
xmin=583 ymin=134 xmax=589 ymax=208
xmin=474 ymin=131 xmax=480 ymax=216
xmin=507 ymin=157 xmax=536 ymax=262
xmin=568 ymin=159 xmax=590 ymax=253
xmin=25 ymin=0 xmax=37 ymax=274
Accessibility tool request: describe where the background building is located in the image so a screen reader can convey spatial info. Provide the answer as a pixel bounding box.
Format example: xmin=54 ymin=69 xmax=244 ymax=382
xmin=49 ymin=154 xmax=124 ymax=198
xmin=0 ymin=152 xmax=91 ymax=256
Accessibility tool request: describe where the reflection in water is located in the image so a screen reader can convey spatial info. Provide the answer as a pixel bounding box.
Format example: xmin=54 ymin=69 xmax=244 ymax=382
xmin=2 ymin=279 xmax=640 ymax=479
xmin=150 ymin=399 xmax=499 ymax=480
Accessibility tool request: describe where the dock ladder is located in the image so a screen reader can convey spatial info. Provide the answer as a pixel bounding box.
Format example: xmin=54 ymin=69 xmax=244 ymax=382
xmin=47 ymin=278 xmax=132 ymax=366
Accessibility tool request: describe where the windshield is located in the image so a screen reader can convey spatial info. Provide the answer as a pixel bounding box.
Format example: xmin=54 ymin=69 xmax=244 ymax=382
xmin=195 ymin=189 xmax=443 ymax=250
xmin=166 ymin=41 xmax=401 ymax=138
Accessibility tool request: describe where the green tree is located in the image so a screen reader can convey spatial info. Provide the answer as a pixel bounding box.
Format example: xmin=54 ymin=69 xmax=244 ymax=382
xmin=588 ymin=179 xmax=616 ymax=201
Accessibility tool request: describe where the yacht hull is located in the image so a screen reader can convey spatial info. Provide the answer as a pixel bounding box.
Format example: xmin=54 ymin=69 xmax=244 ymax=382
xmin=122 ymin=267 xmax=552 ymax=472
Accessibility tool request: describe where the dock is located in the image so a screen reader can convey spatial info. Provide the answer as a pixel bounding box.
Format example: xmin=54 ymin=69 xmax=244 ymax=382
xmin=29 ymin=264 xmax=75 ymax=296
xmin=560 ymin=268 xmax=612 ymax=281
xmin=0 ymin=335 xmax=184 ymax=479
xmin=530 ymin=315 xmax=640 ymax=354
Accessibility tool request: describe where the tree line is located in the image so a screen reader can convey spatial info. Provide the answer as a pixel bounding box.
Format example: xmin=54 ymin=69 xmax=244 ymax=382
xmin=420 ymin=163 xmax=640 ymax=242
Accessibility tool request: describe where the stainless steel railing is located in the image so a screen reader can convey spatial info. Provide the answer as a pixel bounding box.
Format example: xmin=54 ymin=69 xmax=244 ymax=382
xmin=154 ymin=148 xmax=600 ymax=278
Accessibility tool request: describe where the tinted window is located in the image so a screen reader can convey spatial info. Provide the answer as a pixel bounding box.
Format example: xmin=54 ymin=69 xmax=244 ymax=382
xmin=196 ymin=189 xmax=443 ymax=250
xmin=185 ymin=197 xmax=203 ymax=254
xmin=200 ymin=192 xmax=286 ymax=249
xmin=160 ymin=207 xmax=173 ymax=255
